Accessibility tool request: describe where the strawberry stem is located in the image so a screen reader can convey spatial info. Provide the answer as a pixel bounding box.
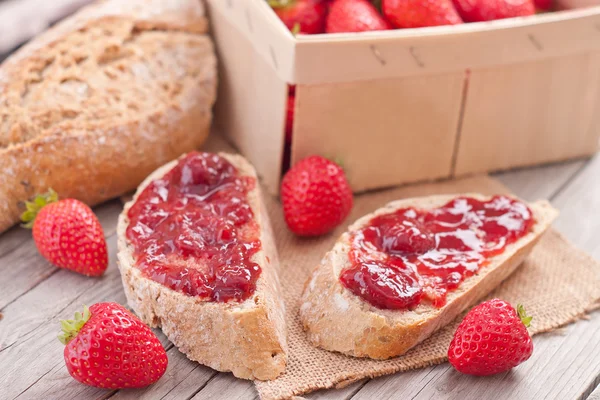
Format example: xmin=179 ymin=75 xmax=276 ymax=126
xmin=291 ymin=22 xmax=301 ymax=35
xmin=267 ymin=0 xmax=294 ymax=8
xmin=21 ymin=188 xmax=59 ymax=229
xmin=58 ymin=305 xmax=91 ymax=345
xmin=324 ymin=155 xmax=345 ymax=170
xmin=517 ymin=304 xmax=533 ymax=328
xmin=371 ymin=0 xmax=383 ymax=12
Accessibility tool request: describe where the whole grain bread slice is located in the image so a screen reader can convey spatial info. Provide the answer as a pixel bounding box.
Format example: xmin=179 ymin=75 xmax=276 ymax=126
xmin=0 ymin=0 xmax=216 ymax=233
xmin=300 ymin=194 xmax=558 ymax=360
xmin=117 ymin=153 xmax=287 ymax=381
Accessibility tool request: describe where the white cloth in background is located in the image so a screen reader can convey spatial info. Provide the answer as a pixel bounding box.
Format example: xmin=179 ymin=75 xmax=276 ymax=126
xmin=0 ymin=0 xmax=93 ymax=54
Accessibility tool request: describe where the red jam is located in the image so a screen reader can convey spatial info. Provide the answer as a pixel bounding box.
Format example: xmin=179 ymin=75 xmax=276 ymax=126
xmin=339 ymin=196 xmax=534 ymax=310
xmin=126 ymin=152 xmax=261 ymax=303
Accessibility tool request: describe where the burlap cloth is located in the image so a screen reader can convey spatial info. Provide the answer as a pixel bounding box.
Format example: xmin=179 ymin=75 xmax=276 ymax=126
xmin=203 ymin=136 xmax=600 ymax=400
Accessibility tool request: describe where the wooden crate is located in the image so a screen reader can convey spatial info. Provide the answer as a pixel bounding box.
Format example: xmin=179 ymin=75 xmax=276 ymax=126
xmin=206 ymin=0 xmax=600 ymax=195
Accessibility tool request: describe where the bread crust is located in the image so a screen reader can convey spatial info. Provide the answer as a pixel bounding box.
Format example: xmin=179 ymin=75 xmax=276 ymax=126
xmin=117 ymin=153 xmax=287 ymax=381
xmin=0 ymin=0 xmax=216 ymax=233
xmin=300 ymin=194 xmax=558 ymax=359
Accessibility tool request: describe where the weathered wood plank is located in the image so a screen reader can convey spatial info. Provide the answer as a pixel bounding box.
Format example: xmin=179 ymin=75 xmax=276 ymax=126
xmin=552 ymin=155 xmax=600 ymax=259
xmin=192 ymin=373 xmax=257 ymax=400
xmin=349 ymin=365 xmax=448 ymax=400
xmin=186 ymin=375 xmax=367 ymax=400
xmin=0 ymin=225 xmax=30 ymax=259
xmin=13 ymin=359 xmax=114 ymax=400
xmin=306 ymin=381 xmax=367 ymax=400
xmin=494 ymin=159 xmax=587 ymax=201
xmin=349 ymin=157 xmax=599 ymax=400
xmin=0 ymin=200 xmax=123 ymax=310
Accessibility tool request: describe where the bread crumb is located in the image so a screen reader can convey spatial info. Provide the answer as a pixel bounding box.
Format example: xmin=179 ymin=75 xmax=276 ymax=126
xmin=0 ymin=312 xmax=3 ymax=320
xmin=334 ymin=293 xmax=349 ymax=311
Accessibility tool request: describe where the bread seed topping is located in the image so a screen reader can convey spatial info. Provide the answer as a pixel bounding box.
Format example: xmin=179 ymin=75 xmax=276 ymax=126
xmin=126 ymin=152 xmax=261 ymax=302
xmin=339 ymin=196 xmax=534 ymax=310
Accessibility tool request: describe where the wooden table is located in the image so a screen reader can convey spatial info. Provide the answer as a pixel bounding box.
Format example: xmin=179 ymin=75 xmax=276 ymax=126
xmin=1 ymin=153 xmax=599 ymax=400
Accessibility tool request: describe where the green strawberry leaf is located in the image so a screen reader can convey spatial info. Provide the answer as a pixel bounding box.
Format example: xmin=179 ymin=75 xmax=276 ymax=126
xmin=58 ymin=305 xmax=92 ymax=345
xmin=20 ymin=188 xmax=59 ymax=229
xmin=517 ymin=304 xmax=533 ymax=328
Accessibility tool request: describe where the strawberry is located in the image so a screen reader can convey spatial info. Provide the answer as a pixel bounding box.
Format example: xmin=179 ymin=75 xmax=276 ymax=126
xmin=448 ymin=299 xmax=534 ymax=376
xmin=533 ymin=0 xmax=552 ymax=11
xmin=269 ymin=0 xmax=328 ymax=34
xmin=326 ymin=0 xmax=392 ymax=33
xmin=281 ymin=155 xmax=353 ymax=236
xmin=21 ymin=189 xmax=108 ymax=277
xmin=453 ymin=0 xmax=534 ymax=22
xmin=286 ymin=93 xmax=295 ymax=143
xmin=382 ymin=0 xmax=463 ymax=28
xmin=59 ymin=303 xmax=168 ymax=388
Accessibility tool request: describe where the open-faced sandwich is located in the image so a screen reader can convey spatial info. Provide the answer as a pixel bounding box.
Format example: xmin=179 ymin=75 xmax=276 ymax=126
xmin=117 ymin=152 xmax=287 ymax=380
xmin=300 ymin=194 xmax=557 ymax=359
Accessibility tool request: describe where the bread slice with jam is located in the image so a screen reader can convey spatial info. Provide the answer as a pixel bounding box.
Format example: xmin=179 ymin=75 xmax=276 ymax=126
xmin=117 ymin=152 xmax=286 ymax=380
xmin=300 ymin=194 xmax=557 ymax=360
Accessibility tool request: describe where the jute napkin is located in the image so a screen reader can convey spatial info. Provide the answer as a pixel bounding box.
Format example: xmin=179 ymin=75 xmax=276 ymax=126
xmin=202 ymin=135 xmax=600 ymax=400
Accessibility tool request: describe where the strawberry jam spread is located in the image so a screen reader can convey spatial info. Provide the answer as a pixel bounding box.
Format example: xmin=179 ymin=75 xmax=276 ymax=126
xmin=339 ymin=196 xmax=534 ymax=310
xmin=126 ymin=152 xmax=261 ymax=303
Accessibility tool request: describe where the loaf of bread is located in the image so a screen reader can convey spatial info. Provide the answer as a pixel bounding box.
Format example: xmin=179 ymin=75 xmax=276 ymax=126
xmin=300 ymin=194 xmax=557 ymax=359
xmin=0 ymin=0 xmax=217 ymax=233
xmin=117 ymin=152 xmax=288 ymax=380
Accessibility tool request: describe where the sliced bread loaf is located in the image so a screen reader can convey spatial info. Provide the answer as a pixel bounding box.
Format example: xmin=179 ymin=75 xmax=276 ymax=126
xmin=0 ymin=0 xmax=216 ymax=233
xmin=300 ymin=194 xmax=558 ymax=359
xmin=117 ymin=152 xmax=287 ymax=380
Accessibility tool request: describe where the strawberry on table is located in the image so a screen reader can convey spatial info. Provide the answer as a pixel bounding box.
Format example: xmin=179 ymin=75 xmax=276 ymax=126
xmin=452 ymin=0 xmax=534 ymax=22
xmin=326 ymin=0 xmax=392 ymax=33
xmin=269 ymin=0 xmax=329 ymax=34
xmin=59 ymin=303 xmax=168 ymax=389
xmin=382 ymin=0 xmax=463 ymax=28
xmin=281 ymin=155 xmax=353 ymax=236
xmin=21 ymin=189 xmax=108 ymax=277
xmin=448 ymin=299 xmax=534 ymax=376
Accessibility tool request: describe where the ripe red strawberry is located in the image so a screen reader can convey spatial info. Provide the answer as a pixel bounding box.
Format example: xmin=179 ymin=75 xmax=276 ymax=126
xmin=382 ymin=0 xmax=463 ymax=28
xmin=281 ymin=155 xmax=353 ymax=236
xmin=269 ymin=0 xmax=328 ymax=34
xmin=21 ymin=189 xmax=108 ymax=276
xmin=453 ymin=0 xmax=534 ymax=21
xmin=59 ymin=303 xmax=168 ymax=388
xmin=326 ymin=0 xmax=392 ymax=33
xmin=448 ymin=299 xmax=534 ymax=376
xmin=533 ymin=0 xmax=552 ymax=11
